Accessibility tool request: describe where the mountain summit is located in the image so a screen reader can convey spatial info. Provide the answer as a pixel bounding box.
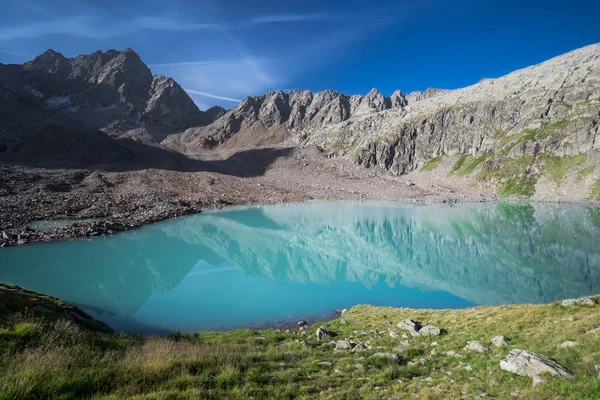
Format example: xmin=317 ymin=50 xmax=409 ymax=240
xmin=0 ymin=49 xmax=221 ymax=140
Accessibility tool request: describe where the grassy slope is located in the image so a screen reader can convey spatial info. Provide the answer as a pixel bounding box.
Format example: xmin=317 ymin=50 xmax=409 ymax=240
xmin=1 ymin=289 xmax=600 ymax=399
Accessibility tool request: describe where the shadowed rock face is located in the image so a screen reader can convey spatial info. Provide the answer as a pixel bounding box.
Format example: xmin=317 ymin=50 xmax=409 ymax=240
xmin=0 ymin=49 xmax=220 ymax=140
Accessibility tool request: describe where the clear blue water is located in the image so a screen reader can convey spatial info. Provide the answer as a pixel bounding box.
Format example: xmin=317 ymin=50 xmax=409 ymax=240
xmin=1 ymin=201 xmax=600 ymax=333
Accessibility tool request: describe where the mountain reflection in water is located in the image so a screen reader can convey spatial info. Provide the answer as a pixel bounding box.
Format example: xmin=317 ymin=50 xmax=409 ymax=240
xmin=1 ymin=202 xmax=599 ymax=332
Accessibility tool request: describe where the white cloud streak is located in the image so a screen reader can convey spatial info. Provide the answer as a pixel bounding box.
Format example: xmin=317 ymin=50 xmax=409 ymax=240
xmin=0 ymin=13 xmax=340 ymax=41
xmin=148 ymin=61 xmax=218 ymax=68
xmin=244 ymin=13 xmax=337 ymax=26
xmin=185 ymin=89 xmax=241 ymax=102
xmin=0 ymin=49 xmax=33 ymax=57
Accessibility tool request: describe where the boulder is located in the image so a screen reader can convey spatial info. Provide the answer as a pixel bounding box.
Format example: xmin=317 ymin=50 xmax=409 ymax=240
xmin=397 ymin=318 xmax=420 ymax=333
xmin=500 ymin=349 xmax=573 ymax=379
xmin=465 ymin=341 xmax=490 ymax=353
xmin=561 ymin=297 xmax=596 ymax=306
xmin=335 ymin=340 xmax=354 ymax=351
xmin=351 ymin=342 xmax=371 ymax=352
xmin=316 ymin=327 xmax=333 ymax=340
xmin=491 ymin=336 xmax=510 ymax=347
xmin=556 ymin=341 xmax=577 ymax=348
xmin=586 ymin=326 xmax=600 ymax=335
xmin=419 ymin=325 xmax=441 ymax=336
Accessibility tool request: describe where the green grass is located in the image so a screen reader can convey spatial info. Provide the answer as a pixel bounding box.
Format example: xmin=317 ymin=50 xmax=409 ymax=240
xmin=459 ymin=153 xmax=490 ymax=176
xmin=539 ymin=153 xmax=587 ymax=185
xmin=588 ymin=179 xmax=600 ymax=201
xmin=577 ymin=165 xmax=596 ymax=181
xmin=451 ymin=155 xmax=469 ymax=173
xmin=497 ymin=175 xmax=538 ymax=197
xmin=2 ymin=285 xmax=600 ymax=399
xmin=420 ymin=156 xmax=444 ymax=172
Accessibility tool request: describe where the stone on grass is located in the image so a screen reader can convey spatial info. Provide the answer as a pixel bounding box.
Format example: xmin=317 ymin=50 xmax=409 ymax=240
xmin=500 ymin=349 xmax=573 ymax=379
xmin=585 ymin=326 xmax=600 ymax=334
xmin=352 ymin=342 xmax=371 ymax=352
xmin=557 ymin=341 xmax=577 ymax=348
xmin=419 ymin=325 xmax=441 ymax=336
xmin=465 ymin=341 xmax=490 ymax=353
xmin=316 ymin=327 xmax=333 ymax=340
xmin=318 ymin=361 xmax=334 ymax=368
xmin=561 ymin=297 xmax=596 ymax=307
xmin=389 ymin=330 xmax=399 ymax=339
xmin=335 ymin=340 xmax=354 ymax=351
xmin=369 ymin=352 xmax=403 ymax=364
xmin=532 ymin=375 xmax=545 ymax=387
xmin=397 ymin=319 xmax=421 ymax=336
xmin=491 ymin=336 xmax=510 ymax=347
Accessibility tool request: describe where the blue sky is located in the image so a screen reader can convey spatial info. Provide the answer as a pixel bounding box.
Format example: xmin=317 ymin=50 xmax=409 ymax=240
xmin=0 ymin=0 xmax=599 ymax=110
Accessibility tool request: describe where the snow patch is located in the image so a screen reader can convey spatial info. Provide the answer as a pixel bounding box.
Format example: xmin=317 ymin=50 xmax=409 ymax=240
xmin=25 ymin=85 xmax=43 ymax=98
xmin=44 ymin=96 xmax=71 ymax=107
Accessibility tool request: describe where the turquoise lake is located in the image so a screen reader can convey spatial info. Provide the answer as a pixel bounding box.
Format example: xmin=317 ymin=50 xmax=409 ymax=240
xmin=2 ymin=201 xmax=600 ymax=333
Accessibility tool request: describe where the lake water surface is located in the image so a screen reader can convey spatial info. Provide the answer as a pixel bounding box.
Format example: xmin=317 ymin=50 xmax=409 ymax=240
xmin=2 ymin=201 xmax=600 ymax=333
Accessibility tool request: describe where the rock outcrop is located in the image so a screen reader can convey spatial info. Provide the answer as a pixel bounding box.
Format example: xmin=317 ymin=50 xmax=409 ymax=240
xmin=184 ymin=43 xmax=600 ymax=199
xmin=0 ymin=48 xmax=219 ymax=140
xmin=500 ymin=349 xmax=573 ymax=379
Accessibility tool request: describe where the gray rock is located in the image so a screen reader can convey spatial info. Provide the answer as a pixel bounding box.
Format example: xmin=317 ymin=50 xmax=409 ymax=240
xmin=318 ymin=361 xmax=333 ymax=368
xmin=586 ymin=326 xmax=600 ymax=334
xmin=465 ymin=341 xmax=490 ymax=353
xmin=561 ymin=297 xmax=596 ymax=307
xmin=335 ymin=340 xmax=354 ymax=351
xmin=532 ymin=375 xmax=545 ymax=387
xmin=187 ymin=43 xmax=600 ymax=201
xmin=419 ymin=325 xmax=441 ymax=336
xmin=491 ymin=336 xmax=510 ymax=347
xmin=316 ymin=327 xmax=333 ymax=340
xmin=396 ymin=318 xmax=421 ymax=336
xmin=556 ymin=341 xmax=577 ymax=348
xmin=351 ymin=342 xmax=371 ymax=352
xmin=369 ymin=352 xmax=403 ymax=364
xmin=499 ymin=349 xmax=573 ymax=379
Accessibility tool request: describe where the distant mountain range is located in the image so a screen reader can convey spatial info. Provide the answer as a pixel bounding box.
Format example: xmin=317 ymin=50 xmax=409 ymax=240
xmin=1 ymin=44 xmax=599 ymax=199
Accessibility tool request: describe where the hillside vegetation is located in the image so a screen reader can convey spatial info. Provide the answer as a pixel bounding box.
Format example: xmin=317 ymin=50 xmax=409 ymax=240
xmin=1 ymin=284 xmax=599 ymax=399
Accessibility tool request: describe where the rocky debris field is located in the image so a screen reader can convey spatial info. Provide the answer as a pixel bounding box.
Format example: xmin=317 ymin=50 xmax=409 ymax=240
xmin=0 ymin=142 xmax=489 ymax=247
xmin=1 ymin=285 xmax=599 ymax=399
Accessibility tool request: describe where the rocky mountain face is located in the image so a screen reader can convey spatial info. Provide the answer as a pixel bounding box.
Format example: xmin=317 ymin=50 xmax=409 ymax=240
xmin=0 ymin=49 xmax=221 ymax=141
xmin=0 ymin=79 xmax=131 ymax=165
xmin=190 ymin=43 xmax=600 ymax=200
xmin=187 ymin=87 xmax=429 ymax=148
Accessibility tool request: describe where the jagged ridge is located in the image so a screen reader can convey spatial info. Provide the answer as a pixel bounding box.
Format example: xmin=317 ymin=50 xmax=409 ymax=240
xmin=0 ymin=48 xmax=224 ymax=140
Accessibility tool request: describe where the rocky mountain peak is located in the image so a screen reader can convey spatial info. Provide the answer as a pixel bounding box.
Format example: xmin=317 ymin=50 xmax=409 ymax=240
xmin=389 ymin=90 xmax=407 ymax=108
xmin=0 ymin=48 xmax=224 ymax=140
xmin=405 ymin=87 xmax=450 ymax=104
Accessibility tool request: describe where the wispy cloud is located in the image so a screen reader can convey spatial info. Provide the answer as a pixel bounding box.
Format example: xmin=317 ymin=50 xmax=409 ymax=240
xmin=244 ymin=12 xmax=339 ymax=26
xmin=0 ymin=15 xmax=225 ymax=41
xmin=0 ymin=49 xmax=33 ymax=57
xmin=0 ymin=12 xmax=343 ymax=41
xmin=184 ymin=89 xmax=241 ymax=103
xmin=149 ymin=61 xmax=218 ymax=68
